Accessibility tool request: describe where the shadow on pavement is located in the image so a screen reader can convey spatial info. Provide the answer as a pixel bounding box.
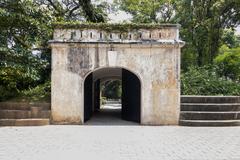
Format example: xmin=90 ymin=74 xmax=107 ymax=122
xmin=85 ymin=105 xmax=139 ymax=126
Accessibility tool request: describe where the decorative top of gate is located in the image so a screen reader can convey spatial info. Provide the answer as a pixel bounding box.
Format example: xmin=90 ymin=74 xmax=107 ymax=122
xmin=51 ymin=22 xmax=184 ymax=45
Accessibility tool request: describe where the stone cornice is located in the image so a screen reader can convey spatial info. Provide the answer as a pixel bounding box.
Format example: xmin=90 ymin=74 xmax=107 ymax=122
xmin=53 ymin=22 xmax=181 ymax=31
xmin=50 ymin=22 xmax=184 ymax=47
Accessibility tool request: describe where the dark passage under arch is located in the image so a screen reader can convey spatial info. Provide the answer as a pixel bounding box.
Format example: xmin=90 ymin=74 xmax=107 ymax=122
xmin=84 ymin=68 xmax=141 ymax=123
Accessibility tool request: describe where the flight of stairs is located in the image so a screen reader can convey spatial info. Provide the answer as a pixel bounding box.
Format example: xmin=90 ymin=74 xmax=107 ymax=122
xmin=180 ymin=96 xmax=240 ymax=126
xmin=0 ymin=102 xmax=51 ymax=126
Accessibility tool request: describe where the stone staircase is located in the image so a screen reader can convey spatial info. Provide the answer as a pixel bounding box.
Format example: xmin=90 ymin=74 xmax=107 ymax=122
xmin=0 ymin=102 xmax=51 ymax=126
xmin=180 ymin=96 xmax=240 ymax=126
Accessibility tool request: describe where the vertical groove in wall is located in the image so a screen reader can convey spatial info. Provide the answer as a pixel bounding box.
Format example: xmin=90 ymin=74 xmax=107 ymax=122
xmin=95 ymin=44 xmax=99 ymax=68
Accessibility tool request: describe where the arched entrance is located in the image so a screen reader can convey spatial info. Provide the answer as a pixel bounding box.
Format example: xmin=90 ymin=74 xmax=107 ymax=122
xmin=84 ymin=67 xmax=141 ymax=123
xmin=49 ymin=23 xmax=184 ymax=125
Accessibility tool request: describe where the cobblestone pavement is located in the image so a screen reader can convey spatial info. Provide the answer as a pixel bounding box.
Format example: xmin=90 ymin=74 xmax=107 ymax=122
xmin=0 ymin=106 xmax=240 ymax=160
xmin=0 ymin=125 xmax=240 ymax=160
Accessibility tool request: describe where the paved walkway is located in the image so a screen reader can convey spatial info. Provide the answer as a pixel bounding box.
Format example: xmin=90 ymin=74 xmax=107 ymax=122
xmin=0 ymin=105 xmax=240 ymax=160
xmin=85 ymin=104 xmax=137 ymax=125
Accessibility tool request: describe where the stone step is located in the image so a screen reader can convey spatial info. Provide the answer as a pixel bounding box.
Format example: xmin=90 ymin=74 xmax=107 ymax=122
xmin=0 ymin=104 xmax=30 ymax=110
xmin=35 ymin=111 xmax=50 ymax=118
xmin=179 ymin=119 xmax=240 ymax=126
xmin=180 ymin=111 xmax=240 ymax=120
xmin=0 ymin=119 xmax=49 ymax=126
xmin=0 ymin=102 xmax=50 ymax=110
xmin=0 ymin=110 xmax=50 ymax=119
xmin=181 ymin=103 xmax=240 ymax=112
xmin=0 ymin=110 xmax=30 ymax=119
xmin=181 ymin=96 xmax=240 ymax=103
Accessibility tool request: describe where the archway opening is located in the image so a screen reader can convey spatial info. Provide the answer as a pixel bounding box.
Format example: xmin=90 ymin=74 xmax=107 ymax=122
xmin=84 ymin=68 xmax=141 ymax=124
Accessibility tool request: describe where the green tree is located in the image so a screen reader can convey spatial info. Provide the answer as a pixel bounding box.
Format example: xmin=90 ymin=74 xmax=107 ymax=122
xmin=0 ymin=0 xmax=107 ymax=101
xmin=0 ymin=0 xmax=52 ymax=100
xmin=36 ymin=0 xmax=107 ymax=22
xmin=101 ymin=80 xmax=122 ymax=99
xmin=214 ymin=45 xmax=240 ymax=81
xmin=221 ymin=29 xmax=240 ymax=48
xmin=114 ymin=0 xmax=176 ymax=23
xmin=175 ymin=0 xmax=240 ymax=67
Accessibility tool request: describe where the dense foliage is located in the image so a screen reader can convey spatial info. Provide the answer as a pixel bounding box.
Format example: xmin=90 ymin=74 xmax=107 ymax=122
xmin=114 ymin=0 xmax=176 ymax=23
xmin=0 ymin=0 xmax=106 ymax=101
xmin=10 ymin=80 xmax=51 ymax=102
xmin=175 ymin=0 xmax=240 ymax=67
xmin=181 ymin=65 xmax=240 ymax=95
xmin=0 ymin=0 xmax=239 ymax=101
xmin=214 ymin=45 xmax=240 ymax=81
xmin=0 ymin=0 xmax=52 ymax=101
xmin=101 ymin=80 xmax=122 ymax=99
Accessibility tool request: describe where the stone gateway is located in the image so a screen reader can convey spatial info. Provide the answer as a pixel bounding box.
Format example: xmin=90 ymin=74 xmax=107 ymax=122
xmin=49 ymin=23 xmax=184 ymax=125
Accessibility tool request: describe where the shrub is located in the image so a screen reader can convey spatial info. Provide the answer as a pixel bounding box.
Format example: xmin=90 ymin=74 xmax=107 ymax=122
xmin=0 ymin=85 xmax=18 ymax=101
xmin=0 ymin=66 xmax=42 ymax=101
xmin=19 ymin=80 xmax=51 ymax=102
xmin=7 ymin=80 xmax=51 ymax=102
xmin=181 ymin=65 xmax=240 ymax=95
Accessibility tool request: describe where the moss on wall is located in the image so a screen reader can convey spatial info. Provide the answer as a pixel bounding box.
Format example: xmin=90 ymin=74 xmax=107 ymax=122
xmin=53 ymin=21 xmax=180 ymax=32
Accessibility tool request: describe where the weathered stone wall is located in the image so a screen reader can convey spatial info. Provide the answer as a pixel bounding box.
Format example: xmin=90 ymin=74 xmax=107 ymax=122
xmin=50 ymin=23 xmax=184 ymax=125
